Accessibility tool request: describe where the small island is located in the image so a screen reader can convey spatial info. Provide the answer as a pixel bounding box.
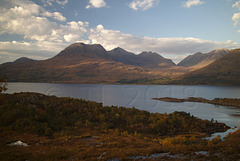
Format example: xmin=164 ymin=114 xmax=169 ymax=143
xmin=153 ymin=97 xmax=240 ymax=109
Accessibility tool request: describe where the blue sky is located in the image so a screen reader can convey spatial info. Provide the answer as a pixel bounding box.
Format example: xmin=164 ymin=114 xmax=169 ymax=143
xmin=0 ymin=0 xmax=240 ymax=64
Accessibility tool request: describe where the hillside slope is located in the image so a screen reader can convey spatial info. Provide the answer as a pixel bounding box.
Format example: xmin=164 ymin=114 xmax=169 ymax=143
xmin=176 ymin=49 xmax=240 ymax=85
xmin=178 ymin=49 xmax=229 ymax=70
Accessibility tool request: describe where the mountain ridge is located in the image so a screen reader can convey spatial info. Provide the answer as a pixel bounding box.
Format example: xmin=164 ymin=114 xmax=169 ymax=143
xmin=178 ymin=49 xmax=229 ymax=70
xmin=175 ymin=49 xmax=240 ymax=85
xmin=51 ymin=43 xmax=176 ymax=69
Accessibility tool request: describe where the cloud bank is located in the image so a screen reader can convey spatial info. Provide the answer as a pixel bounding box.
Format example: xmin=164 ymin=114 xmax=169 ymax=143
xmin=0 ymin=0 xmax=239 ymax=64
xmin=89 ymin=25 xmax=239 ymax=61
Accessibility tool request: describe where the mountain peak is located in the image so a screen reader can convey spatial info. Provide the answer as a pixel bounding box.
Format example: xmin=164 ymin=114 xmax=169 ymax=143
xmin=110 ymin=47 xmax=129 ymax=54
xmin=66 ymin=43 xmax=105 ymax=51
xmin=55 ymin=42 xmax=109 ymax=59
xmin=209 ymin=49 xmax=229 ymax=55
xmin=139 ymin=51 xmax=163 ymax=58
xmin=0 ymin=57 xmax=35 ymax=65
xmin=138 ymin=51 xmax=175 ymax=68
xmin=108 ymin=47 xmax=136 ymax=57
xmin=194 ymin=52 xmax=203 ymax=56
xmin=14 ymin=57 xmax=35 ymax=63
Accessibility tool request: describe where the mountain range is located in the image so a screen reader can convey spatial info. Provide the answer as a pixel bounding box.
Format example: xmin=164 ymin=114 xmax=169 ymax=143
xmin=0 ymin=42 xmax=239 ymax=85
xmin=0 ymin=43 xmax=178 ymax=84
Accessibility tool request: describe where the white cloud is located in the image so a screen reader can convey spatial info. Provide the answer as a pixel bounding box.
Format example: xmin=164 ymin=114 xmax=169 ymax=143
xmin=232 ymin=1 xmax=240 ymax=28
xmin=232 ymin=13 xmax=240 ymax=26
xmin=64 ymin=34 xmax=79 ymax=42
xmin=182 ymin=0 xmax=205 ymax=8
xmin=0 ymin=41 xmax=64 ymax=63
xmin=67 ymin=21 xmax=89 ymax=30
xmin=0 ymin=2 xmax=56 ymax=40
xmin=129 ymin=0 xmax=160 ymax=11
xmin=0 ymin=0 xmax=87 ymax=43
xmin=41 ymin=0 xmax=54 ymax=6
xmin=85 ymin=0 xmax=107 ymax=9
xmin=42 ymin=11 xmax=66 ymax=21
xmin=56 ymin=0 xmax=68 ymax=5
xmin=233 ymin=1 xmax=240 ymax=10
xmin=41 ymin=0 xmax=68 ymax=6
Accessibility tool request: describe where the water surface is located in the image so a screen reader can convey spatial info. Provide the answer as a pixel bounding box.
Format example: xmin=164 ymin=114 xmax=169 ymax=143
xmin=5 ymin=83 xmax=240 ymax=128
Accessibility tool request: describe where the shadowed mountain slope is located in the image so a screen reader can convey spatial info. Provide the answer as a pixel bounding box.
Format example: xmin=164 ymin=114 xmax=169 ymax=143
xmin=176 ymin=49 xmax=240 ymax=85
xmin=178 ymin=49 xmax=229 ymax=70
xmin=108 ymin=48 xmax=175 ymax=69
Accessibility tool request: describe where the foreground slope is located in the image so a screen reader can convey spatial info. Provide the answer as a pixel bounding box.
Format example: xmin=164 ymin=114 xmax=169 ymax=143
xmin=0 ymin=92 xmax=234 ymax=160
xmin=176 ymin=49 xmax=240 ymax=85
xmin=1 ymin=92 xmax=228 ymax=136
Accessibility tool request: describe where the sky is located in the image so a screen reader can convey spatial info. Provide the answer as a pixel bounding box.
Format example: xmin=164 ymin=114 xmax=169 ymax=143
xmin=1 ymin=0 xmax=240 ymax=64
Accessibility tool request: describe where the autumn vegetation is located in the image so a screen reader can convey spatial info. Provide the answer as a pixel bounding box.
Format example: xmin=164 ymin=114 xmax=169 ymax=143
xmin=0 ymin=92 xmax=229 ymax=137
xmin=1 ymin=90 xmax=239 ymax=160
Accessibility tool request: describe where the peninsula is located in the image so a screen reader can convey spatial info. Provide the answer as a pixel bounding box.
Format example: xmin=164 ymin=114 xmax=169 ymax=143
xmin=153 ymin=97 xmax=240 ymax=108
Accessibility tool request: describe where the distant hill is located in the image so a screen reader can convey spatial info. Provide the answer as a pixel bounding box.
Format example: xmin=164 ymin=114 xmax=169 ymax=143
xmin=176 ymin=49 xmax=240 ymax=85
xmin=0 ymin=43 xmax=179 ymax=84
xmin=14 ymin=57 xmax=36 ymax=63
xmin=108 ymin=48 xmax=175 ymax=69
xmin=137 ymin=51 xmax=175 ymax=69
xmin=178 ymin=49 xmax=229 ymax=70
xmin=108 ymin=47 xmax=139 ymax=66
xmin=1 ymin=57 xmax=36 ymax=65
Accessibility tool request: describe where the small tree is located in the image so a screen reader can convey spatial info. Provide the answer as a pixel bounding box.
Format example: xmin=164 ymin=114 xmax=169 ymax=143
xmin=0 ymin=78 xmax=7 ymax=105
xmin=0 ymin=78 xmax=7 ymax=93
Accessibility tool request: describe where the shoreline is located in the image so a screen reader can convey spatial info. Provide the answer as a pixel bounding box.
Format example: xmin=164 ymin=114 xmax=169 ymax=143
xmin=5 ymin=81 xmax=240 ymax=87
